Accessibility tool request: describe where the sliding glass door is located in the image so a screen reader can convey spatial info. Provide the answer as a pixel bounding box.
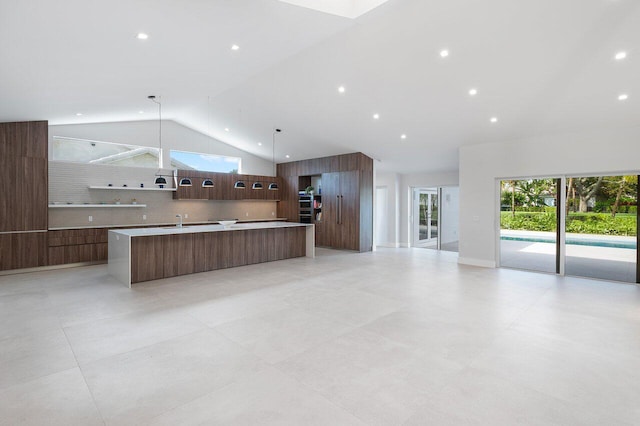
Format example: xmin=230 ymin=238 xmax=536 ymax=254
xmin=565 ymin=175 xmax=637 ymax=283
xmin=499 ymin=178 xmax=560 ymax=274
xmin=499 ymin=175 xmax=639 ymax=283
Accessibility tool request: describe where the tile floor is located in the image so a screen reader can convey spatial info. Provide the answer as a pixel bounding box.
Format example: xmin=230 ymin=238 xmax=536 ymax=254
xmin=1 ymin=248 xmax=639 ymax=425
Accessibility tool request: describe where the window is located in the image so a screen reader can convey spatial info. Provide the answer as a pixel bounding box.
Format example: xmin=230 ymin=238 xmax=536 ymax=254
xmin=51 ymin=137 xmax=160 ymax=168
xmin=170 ymin=150 xmax=240 ymax=173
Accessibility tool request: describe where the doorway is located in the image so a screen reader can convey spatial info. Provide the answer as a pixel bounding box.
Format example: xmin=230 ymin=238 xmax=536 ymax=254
xmin=411 ymin=187 xmax=459 ymax=252
xmin=413 ymin=189 xmax=438 ymax=248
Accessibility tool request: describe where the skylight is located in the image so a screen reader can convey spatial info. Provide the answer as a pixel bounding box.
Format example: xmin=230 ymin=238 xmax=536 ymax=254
xmin=278 ymin=0 xmax=389 ymax=19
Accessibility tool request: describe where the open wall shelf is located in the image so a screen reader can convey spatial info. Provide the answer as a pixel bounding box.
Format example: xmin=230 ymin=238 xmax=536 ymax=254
xmin=88 ymin=186 xmax=176 ymax=192
xmin=49 ymin=204 xmax=147 ymax=208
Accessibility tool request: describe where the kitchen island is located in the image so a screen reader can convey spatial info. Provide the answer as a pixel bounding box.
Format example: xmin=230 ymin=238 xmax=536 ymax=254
xmin=108 ymin=222 xmax=314 ymax=287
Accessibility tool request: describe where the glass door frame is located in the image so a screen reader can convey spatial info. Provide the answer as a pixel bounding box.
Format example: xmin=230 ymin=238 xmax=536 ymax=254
xmin=497 ymin=174 xmax=640 ymax=283
xmin=496 ymin=176 xmax=562 ymax=275
xmin=412 ymin=188 xmax=439 ymax=248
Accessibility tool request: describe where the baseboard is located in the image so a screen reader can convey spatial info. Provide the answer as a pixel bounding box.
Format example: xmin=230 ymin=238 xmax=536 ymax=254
xmin=398 ymin=242 xmax=410 ymax=248
xmin=375 ymin=242 xmax=401 ymax=248
xmin=0 ymin=261 xmax=107 ymax=276
xmin=457 ymin=257 xmax=496 ymax=268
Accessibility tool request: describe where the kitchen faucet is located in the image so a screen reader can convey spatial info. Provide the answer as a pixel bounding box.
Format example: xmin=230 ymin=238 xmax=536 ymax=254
xmin=176 ymin=214 xmax=183 ymax=228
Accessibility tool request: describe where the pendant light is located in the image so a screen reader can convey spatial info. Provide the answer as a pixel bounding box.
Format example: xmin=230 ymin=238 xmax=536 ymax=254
xmin=148 ymin=95 xmax=167 ymax=186
xmin=269 ymin=128 xmax=281 ymax=190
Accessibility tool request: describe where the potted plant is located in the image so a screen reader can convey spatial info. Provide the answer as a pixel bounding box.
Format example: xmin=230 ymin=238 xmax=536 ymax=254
xmin=131 ymin=198 xmax=137 ymax=205
xmin=305 ymin=185 xmax=314 ymax=195
xmin=114 ymin=198 xmax=121 ymax=205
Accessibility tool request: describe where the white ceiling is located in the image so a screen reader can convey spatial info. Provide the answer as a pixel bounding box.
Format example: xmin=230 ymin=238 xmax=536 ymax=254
xmin=1 ymin=0 xmax=639 ymax=173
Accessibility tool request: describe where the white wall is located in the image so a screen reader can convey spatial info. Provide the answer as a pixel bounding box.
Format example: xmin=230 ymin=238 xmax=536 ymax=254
xmin=399 ymin=172 xmax=459 ymax=247
xmin=440 ymin=186 xmax=459 ymax=245
xmin=49 ymin=120 xmax=274 ymax=175
xmin=375 ymin=172 xmax=401 ymax=247
xmin=459 ymin=125 xmax=640 ymax=267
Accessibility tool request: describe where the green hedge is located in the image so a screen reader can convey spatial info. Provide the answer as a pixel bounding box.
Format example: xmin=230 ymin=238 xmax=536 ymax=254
xmin=500 ymin=212 xmax=636 ymax=236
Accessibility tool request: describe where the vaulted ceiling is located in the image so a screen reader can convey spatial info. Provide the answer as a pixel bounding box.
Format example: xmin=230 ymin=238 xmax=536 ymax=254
xmin=1 ymin=0 xmax=638 ymax=173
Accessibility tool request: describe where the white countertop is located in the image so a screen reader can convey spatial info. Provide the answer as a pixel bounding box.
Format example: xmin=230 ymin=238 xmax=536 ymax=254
xmin=109 ymin=221 xmax=311 ymax=237
xmin=49 ymin=218 xmax=288 ymax=231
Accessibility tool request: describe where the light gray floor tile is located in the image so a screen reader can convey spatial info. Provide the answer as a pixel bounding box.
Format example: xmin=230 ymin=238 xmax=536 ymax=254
xmin=0 ymin=328 xmax=77 ymax=389
xmin=404 ymin=367 xmax=629 ymax=426
xmin=214 ymin=307 xmax=357 ymax=363
xmin=82 ymin=329 xmax=263 ymax=425
xmin=148 ymin=366 xmax=365 ymax=425
xmin=64 ymin=306 xmax=206 ymax=364
xmin=0 ymin=368 xmax=103 ymax=426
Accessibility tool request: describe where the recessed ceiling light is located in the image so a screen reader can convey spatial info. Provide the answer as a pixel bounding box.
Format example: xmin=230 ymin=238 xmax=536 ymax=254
xmin=138 ymin=110 xmax=144 ymax=114
xmin=400 ymin=134 xmax=407 ymax=140
xmin=338 ymin=86 xmax=346 ymax=94
xmin=224 ymin=128 xmax=230 ymax=132
xmin=231 ymin=44 xmax=240 ymax=51
xmin=76 ymin=113 xmax=83 ymax=116
xmin=440 ymin=49 xmax=449 ymax=58
xmin=137 ymin=33 xmax=148 ymax=40
xmin=490 ymin=117 xmax=498 ymax=123
xmin=618 ymin=94 xmax=629 ymax=101
xmin=258 ymin=142 xmax=262 ymax=146
xmin=469 ymin=88 xmax=478 ymax=96
xmin=373 ymin=113 xmax=380 ymax=120
xmin=285 ymin=154 xmax=290 ymax=158
xmin=615 ymin=51 xmax=627 ymax=60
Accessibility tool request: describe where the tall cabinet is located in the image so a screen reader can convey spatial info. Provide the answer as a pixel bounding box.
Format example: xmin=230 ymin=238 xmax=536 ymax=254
xmin=0 ymin=121 xmax=48 ymax=270
xmin=277 ymin=152 xmax=373 ymax=252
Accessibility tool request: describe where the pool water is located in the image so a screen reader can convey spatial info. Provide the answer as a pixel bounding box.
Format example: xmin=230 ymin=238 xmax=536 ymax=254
xmin=500 ymin=235 xmax=637 ymax=249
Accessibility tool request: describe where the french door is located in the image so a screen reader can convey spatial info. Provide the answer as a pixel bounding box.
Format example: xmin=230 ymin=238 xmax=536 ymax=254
xmin=413 ymin=189 xmax=438 ymax=248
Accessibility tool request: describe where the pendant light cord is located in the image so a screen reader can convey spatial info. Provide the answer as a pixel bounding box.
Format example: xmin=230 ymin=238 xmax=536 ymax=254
xmin=149 ymin=95 xmax=162 ymax=169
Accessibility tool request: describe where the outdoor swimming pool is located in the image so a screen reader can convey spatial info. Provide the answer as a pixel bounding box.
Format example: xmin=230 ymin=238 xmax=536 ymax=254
xmin=500 ymin=235 xmax=637 ymax=249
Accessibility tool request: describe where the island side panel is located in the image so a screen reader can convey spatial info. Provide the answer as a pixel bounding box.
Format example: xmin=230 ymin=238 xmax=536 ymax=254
xmin=305 ymin=225 xmax=315 ymax=257
xmin=108 ymin=231 xmax=131 ymax=287
xmin=131 ymin=235 xmax=164 ymax=283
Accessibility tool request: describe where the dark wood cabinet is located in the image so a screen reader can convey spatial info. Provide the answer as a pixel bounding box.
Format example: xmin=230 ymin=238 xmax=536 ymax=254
xmin=0 ymin=121 xmax=48 ymax=233
xmin=131 ymin=236 xmax=165 ymax=283
xmin=130 ymin=227 xmax=307 ymax=283
xmin=277 ymin=152 xmax=373 ymax=252
xmin=0 ymin=232 xmax=48 ymax=270
xmin=47 ymin=228 xmax=110 ymax=265
xmin=174 ymin=170 xmax=281 ymax=201
xmin=0 ymin=121 xmax=49 ymax=271
xmin=163 ymin=234 xmax=194 ymax=278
